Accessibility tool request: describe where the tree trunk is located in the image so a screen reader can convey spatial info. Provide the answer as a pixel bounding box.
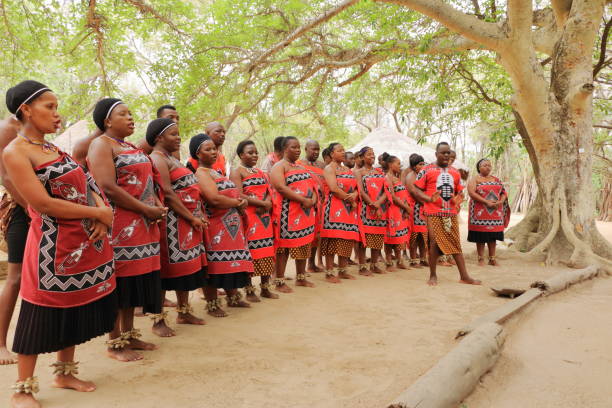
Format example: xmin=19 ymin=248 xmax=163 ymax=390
xmin=503 ymin=1 xmax=612 ymax=268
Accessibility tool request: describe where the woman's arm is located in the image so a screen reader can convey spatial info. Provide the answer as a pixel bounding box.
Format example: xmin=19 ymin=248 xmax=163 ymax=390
xmin=152 ymin=153 xmax=202 ymax=228
xmin=87 ymin=137 xmax=163 ymax=220
xmin=324 ymin=165 xmax=349 ymax=200
xmin=467 ymin=176 xmax=494 ymax=206
xmin=196 ymin=168 xmax=244 ymax=209
xmin=355 ymin=169 xmax=374 ymax=206
xmin=2 ymin=145 xmax=112 ymax=226
xmin=229 ymin=167 xmax=268 ymax=208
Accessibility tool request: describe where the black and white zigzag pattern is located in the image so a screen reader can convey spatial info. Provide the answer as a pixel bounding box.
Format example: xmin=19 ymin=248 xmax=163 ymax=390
xmin=166 ymin=211 xmax=204 ymax=263
xmin=38 ymin=217 xmax=114 ymax=292
xmin=171 ymin=173 xmax=198 ymax=191
xmin=336 ymin=173 xmax=355 ymax=179
xmin=248 ymin=237 xmax=274 ymax=250
xmin=114 ymin=242 xmax=160 ymax=261
xmin=394 ymin=184 xmax=407 ymax=193
xmin=286 ymin=172 xmax=311 ymax=185
xmin=207 ymin=249 xmax=253 ymax=262
xmin=469 ymin=203 xmax=504 ymax=227
xmin=216 ymin=179 xmax=236 ymax=191
xmin=242 ymin=177 xmax=266 ymax=187
xmin=413 ymin=202 xmax=426 ymax=226
xmin=114 ymin=152 xmax=149 ymax=169
xmin=393 ymin=227 xmax=409 ymax=237
xmin=360 ymin=204 xmax=387 ymax=227
xmin=35 ymin=159 xmax=79 ymax=183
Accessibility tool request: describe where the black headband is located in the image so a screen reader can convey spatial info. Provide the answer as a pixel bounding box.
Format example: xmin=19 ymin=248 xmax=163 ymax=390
xmin=5 ymin=80 xmax=51 ymax=115
xmin=145 ymin=118 xmax=177 ymax=146
xmin=93 ymin=98 xmax=124 ymax=131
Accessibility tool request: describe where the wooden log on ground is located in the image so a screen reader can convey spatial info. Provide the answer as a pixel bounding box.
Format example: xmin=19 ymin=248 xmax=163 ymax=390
xmin=456 ymin=288 xmax=542 ymax=338
xmin=387 ymin=323 xmax=504 ymax=408
xmin=531 ymin=265 xmax=602 ymax=294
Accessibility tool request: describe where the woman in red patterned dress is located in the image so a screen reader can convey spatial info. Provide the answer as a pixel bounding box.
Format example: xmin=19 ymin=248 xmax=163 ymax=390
xmin=355 ymin=147 xmax=389 ymax=275
xmin=192 ymin=135 xmax=254 ymax=317
xmin=147 ymin=119 xmax=208 ymax=336
xmin=230 ymin=140 xmax=279 ymax=302
xmin=4 ymin=81 xmax=117 ymax=408
xmin=405 ymin=154 xmax=428 ymax=268
xmin=467 ymin=158 xmax=509 ymax=266
xmin=382 ymin=153 xmax=410 ymax=271
xmin=88 ymin=98 xmax=167 ymax=362
xmin=319 ymin=143 xmax=359 ymax=282
xmin=270 ymin=137 xmax=318 ymax=292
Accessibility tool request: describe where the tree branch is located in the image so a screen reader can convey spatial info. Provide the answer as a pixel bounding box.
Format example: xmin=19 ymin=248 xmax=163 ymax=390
xmin=247 ymin=0 xmax=359 ymax=72
xmin=507 ymin=0 xmax=533 ymax=41
xmin=452 ymin=60 xmax=504 ymax=106
xmin=337 ymin=62 xmax=374 ymax=87
xmin=86 ymin=0 xmax=110 ymax=95
xmin=593 ymin=17 xmax=612 ymax=78
xmin=122 ymin=0 xmax=185 ymax=36
xmin=551 ymin=0 xmax=573 ymax=28
xmin=376 ymin=0 xmax=503 ymax=51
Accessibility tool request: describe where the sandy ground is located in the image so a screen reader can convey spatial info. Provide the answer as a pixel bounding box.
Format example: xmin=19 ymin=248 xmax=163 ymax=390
xmin=0 ymin=213 xmax=609 ymax=408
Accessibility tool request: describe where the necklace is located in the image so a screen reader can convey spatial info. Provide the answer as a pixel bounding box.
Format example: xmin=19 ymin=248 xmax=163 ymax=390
xmin=18 ymin=132 xmax=58 ymax=153
xmin=238 ymin=164 xmax=258 ymax=174
xmin=103 ymin=134 xmax=132 ymax=148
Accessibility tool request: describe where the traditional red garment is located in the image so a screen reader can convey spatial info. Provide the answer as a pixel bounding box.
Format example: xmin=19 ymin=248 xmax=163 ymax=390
xmin=22 ymin=153 xmax=115 ymax=308
xmin=242 ymin=168 xmax=275 ymax=260
xmin=274 ymin=166 xmax=316 ymax=248
xmin=406 ymin=189 xmax=427 ymax=233
xmin=468 ymin=177 xmax=510 ymax=232
xmin=358 ymin=171 xmax=389 ymax=240
xmin=414 ymin=164 xmax=463 ymax=216
xmin=297 ymin=160 xmax=326 ymax=241
xmin=203 ymin=171 xmax=254 ymax=275
xmin=110 ymin=148 xmax=161 ymax=277
xmin=319 ymin=170 xmax=359 ymax=242
xmin=385 ymin=181 xmax=411 ymax=244
xmin=186 ymin=152 xmax=226 ymax=176
xmin=160 ymin=166 xmax=207 ymax=279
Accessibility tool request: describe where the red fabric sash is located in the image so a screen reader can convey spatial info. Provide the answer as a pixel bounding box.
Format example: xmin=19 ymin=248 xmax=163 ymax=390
xmin=242 ymin=169 xmax=275 ymax=260
xmin=160 ymin=166 xmax=207 ymax=279
xmin=22 ymin=153 xmax=115 ymax=308
xmin=358 ymin=171 xmax=389 ymax=239
xmin=203 ymin=173 xmax=254 ymax=275
xmin=385 ymin=181 xmax=411 ymax=244
xmin=468 ymin=177 xmax=510 ymax=232
xmin=320 ymin=171 xmax=359 ymax=241
xmin=274 ymin=167 xmax=316 ymax=248
xmin=111 ymin=149 xmax=161 ymax=277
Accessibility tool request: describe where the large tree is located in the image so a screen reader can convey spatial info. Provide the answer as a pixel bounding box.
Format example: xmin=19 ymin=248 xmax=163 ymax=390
xmin=227 ymin=0 xmax=612 ymax=268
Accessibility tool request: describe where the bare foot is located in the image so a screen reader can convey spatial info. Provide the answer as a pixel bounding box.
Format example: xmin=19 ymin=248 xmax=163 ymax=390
xmin=460 ymin=278 xmax=482 ymax=285
xmin=0 ymin=346 xmax=17 ymax=365
xmin=275 ymin=283 xmax=293 ymax=293
xmin=489 ymin=258 xmax=500 ymax=266
xmin=338 ymin=270 xmax=356 ymax=280
xmin=438 ymin=260 xmax=453 ymax=267
xmin=163 ymin=298 xmax=177 ymax=308
xmin=152 ymin=321 xmax=176 ymax=338
xmin=411 ymin=263 xmax=423 ymax=269
xmin=306 ymin=265 xmax=324 ymax=273
xmin=134 ymin=307 xmax=145 ymax=317
xmin=427 ymin=276 xmax=438 ymax=286
xmin=420 ymin=260 xmax=429 ymax=267
xmin=107 ymin=348 xmax=143 ymax=362
xmin=127 ymin=338 xmax=158 ymax=351
xmin=359 ymin=267 xmax=373 ymax=276
xmin=260 ymin=288 xmax=279 ymax=299
xmin=478 ymin=258 xmax=485 ymax=266
xmin=386 ymin=264 xmax=397 ymax=272
xmin=53 ymin=374 xmax=96 ymax=392
xmin=295 ymin=279 xmax=315 ymax=288
xmin=11 ymin=393 xmax=41 ymax=408
xmin=176 ymin=312 xmax=206 ymax=325
xmin=397 ymin=262 xmax=409 ymax=270
xmin=207 ymin=307 xmax=228 ymax=318
xmin=228 ymin=299 xmax=251 ymax=308
xmin=347 ymin=259 xmax=357 ymax=266
xmin=246 ymin=292 xmax=261 ymax=303
xmin=325 ymin=273 xmax=341 ymax=284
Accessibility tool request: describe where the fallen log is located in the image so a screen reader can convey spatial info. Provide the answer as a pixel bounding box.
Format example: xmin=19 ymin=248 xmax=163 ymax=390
xmin=531 ymin=265 xmax=602 ymax=294
xmin=388 ymin=322 xmax=505 ymax=408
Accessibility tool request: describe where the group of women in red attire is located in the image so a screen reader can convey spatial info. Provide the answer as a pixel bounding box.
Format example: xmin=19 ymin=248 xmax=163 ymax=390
xmin=1 ymin=80 xmax=509 ymax=408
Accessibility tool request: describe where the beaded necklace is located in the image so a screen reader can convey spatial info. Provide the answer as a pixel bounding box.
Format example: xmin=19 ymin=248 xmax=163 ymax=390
xmin=18 ymin=132 xmax=58 ymax=153
xmin=238 ymin=163 xmax=258 ymax=174
xmin=103 ymin=134 xmax=132 ymax=148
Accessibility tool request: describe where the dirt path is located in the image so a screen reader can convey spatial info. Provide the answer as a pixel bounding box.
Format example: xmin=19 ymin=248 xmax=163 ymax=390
xmin=0 ymin=215 xmax=609 ymax=408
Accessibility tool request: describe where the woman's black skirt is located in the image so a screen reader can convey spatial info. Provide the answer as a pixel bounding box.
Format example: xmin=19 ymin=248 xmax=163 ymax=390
xmin=116 ymin=270 xmax=162 ymax=314
xmin=467 ymin=230 xmax=504 ymax=243
xmin=162 ymin=268 xmax=207 ymax=291
xmin=12 ymin=291 xmax=118 ymax=355
xmin=207 ymin=271 xmax=249 ymax=290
